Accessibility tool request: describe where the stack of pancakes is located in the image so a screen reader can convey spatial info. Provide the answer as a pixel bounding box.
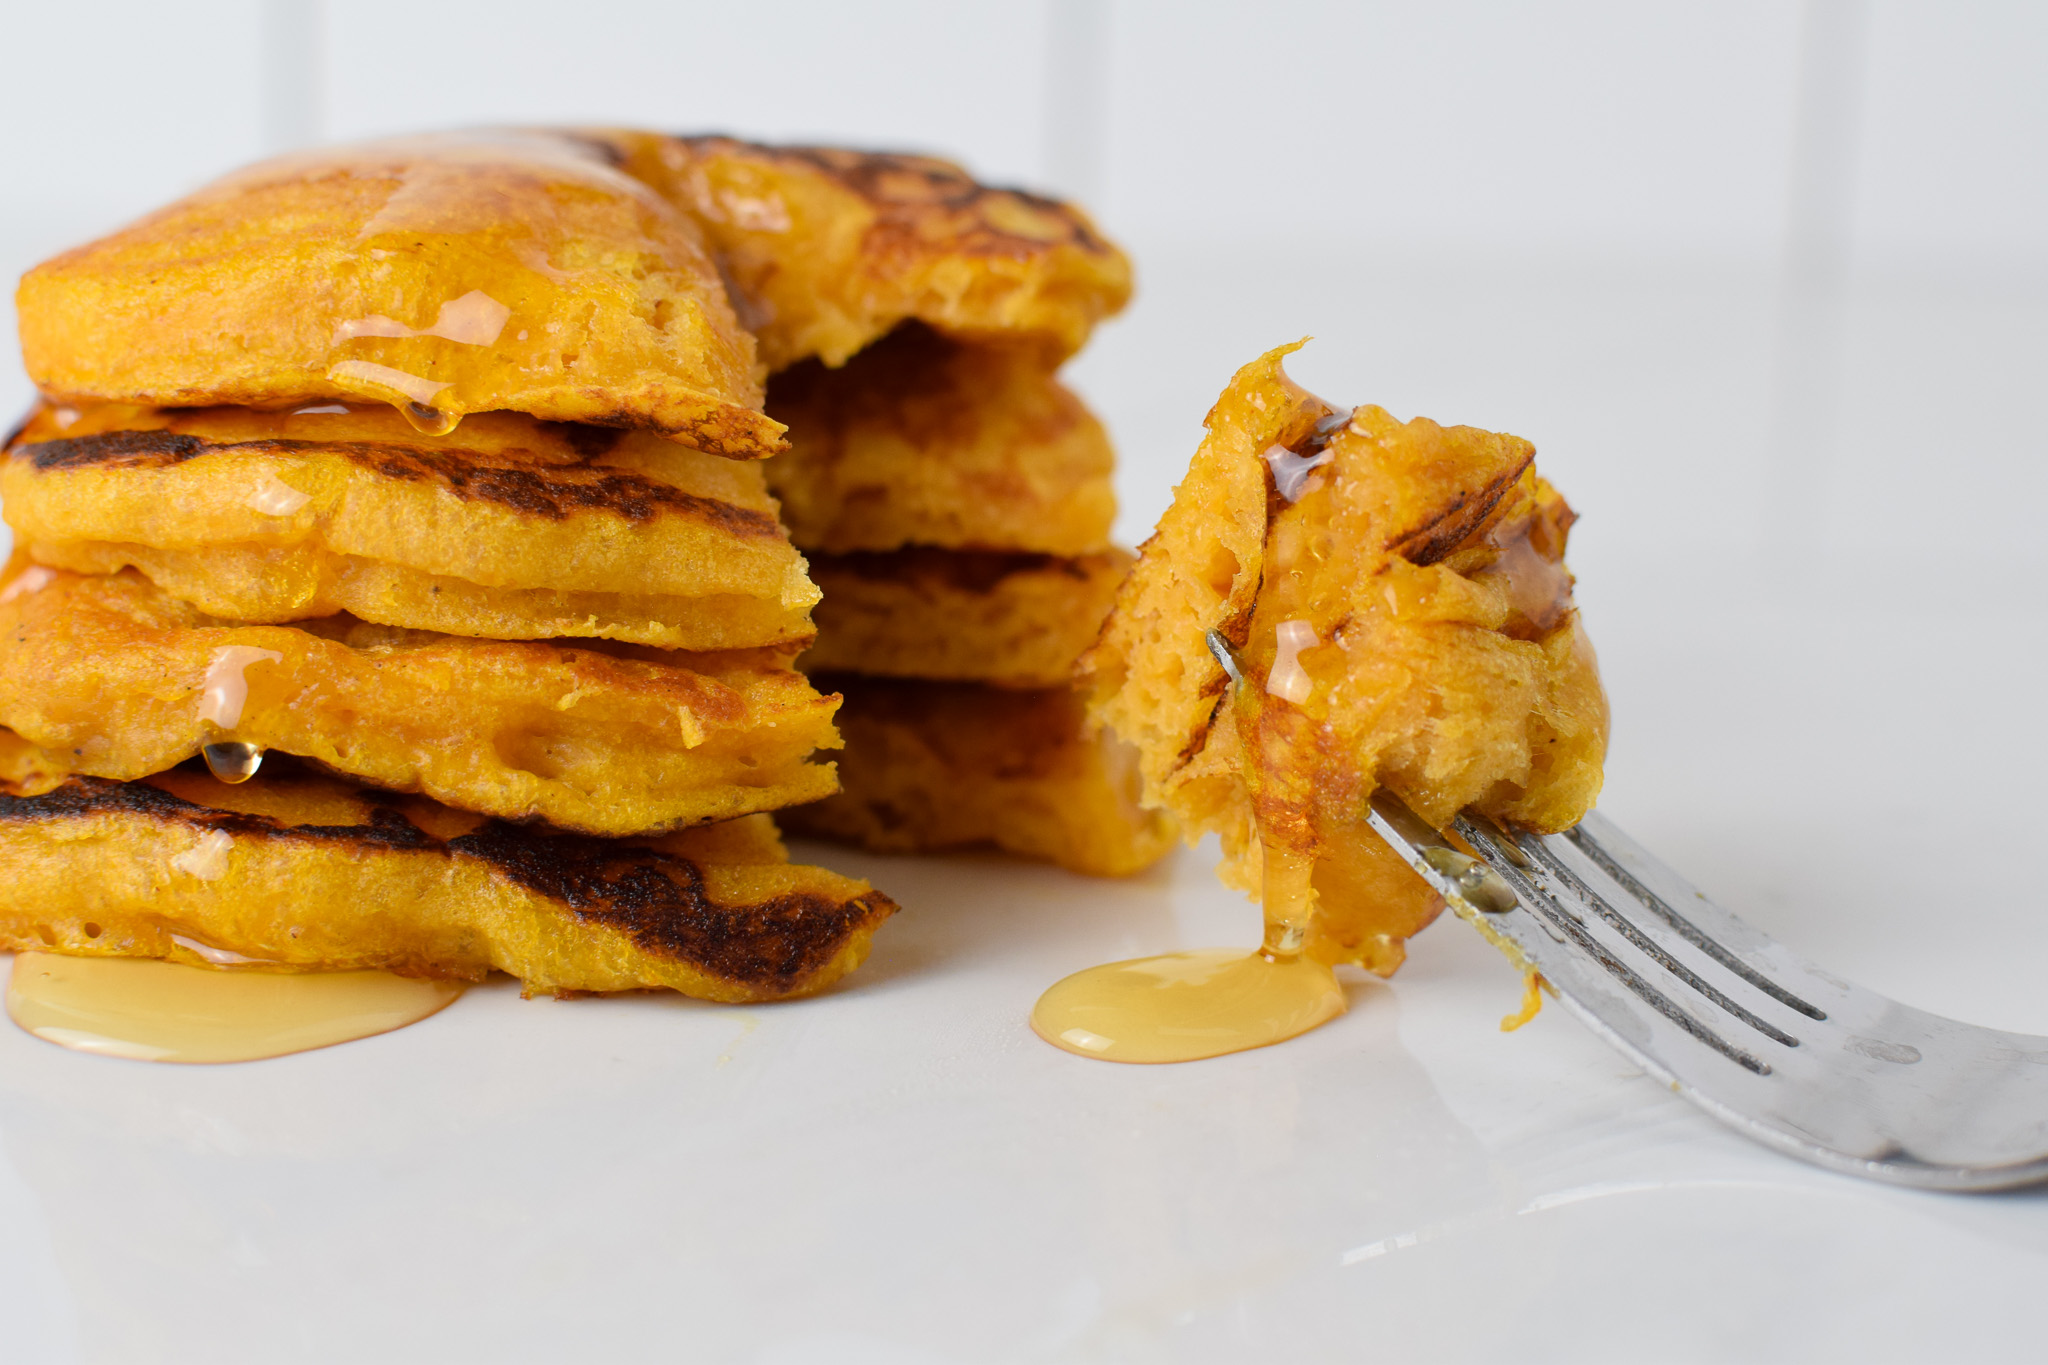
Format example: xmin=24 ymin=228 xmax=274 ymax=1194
xmin=602 ymin=137 xmax=1175 ymax=878
xmin=0 ymin=128 xmax=1161 ymax=1001
xmin=0 ymin=130 xmax=893 ymax=1001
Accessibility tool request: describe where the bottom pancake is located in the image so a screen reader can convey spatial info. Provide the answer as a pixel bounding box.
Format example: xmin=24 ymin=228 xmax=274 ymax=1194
xmin=781 ymin=676 xmax=1175 ymax=878
xmin=0 ymin=751 xmax=896 ymax=1003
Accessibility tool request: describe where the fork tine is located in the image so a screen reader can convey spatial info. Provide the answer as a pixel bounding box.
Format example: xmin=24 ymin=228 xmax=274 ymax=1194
xmin=1564 ymin=817 xmax=1828 ymax=1021
xmin=1365 ymin=791 xmax=2048 ymax=1190
xmin=1455 ymin=817 xmax=1786 ymax=1067
xmin=1470 ymin=819 xmax=1805 ymax=1049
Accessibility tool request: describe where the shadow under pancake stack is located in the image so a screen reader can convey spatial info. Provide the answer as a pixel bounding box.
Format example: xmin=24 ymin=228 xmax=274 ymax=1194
xmin=0 ymin=128 xmax=1152 ymax=1047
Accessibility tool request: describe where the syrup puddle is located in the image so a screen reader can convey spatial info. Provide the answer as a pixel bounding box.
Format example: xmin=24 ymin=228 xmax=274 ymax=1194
xmin=1031 ymin=948 xmax=1344 ymax=1064
xmin=1033 ymin=840 xmax=1347 ymax=1064
xmin=6 ymin=952 xmax=462 ymax=1063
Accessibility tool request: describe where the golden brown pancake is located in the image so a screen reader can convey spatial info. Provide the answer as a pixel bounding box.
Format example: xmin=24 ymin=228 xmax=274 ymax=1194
xmin=16 ymin=130 xmax=782 ymax=457
xmin=0 ymin=755 xmax=894 ymax=1002
xmin=783 ymin=677 xmax=1174 ymax=878
xmin=596 ymin=131 xmax=1133 ymax=370
xmin=1080 ymin=342 xmax=1608 ymax=975
xmin=0 ymin=566 xmax=840 ymax=837
xmin=802 ymin=549 xmax=1130 ymax=687
xmin=4 ymin=402 xmax=819 ymax=649
xmin=765 ymin=324 xmax=1116 ymax=556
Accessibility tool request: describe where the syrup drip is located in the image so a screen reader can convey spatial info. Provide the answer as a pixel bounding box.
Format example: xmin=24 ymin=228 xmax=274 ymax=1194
xmin=324 ymin=360 xmax=462 ymax=435
xmin=5 ymin=952 xmax=462 ymax=1064
xmin=404 ymin=402 xmax=460 ymax=436
xmin=201 ymin=741 xmax=264 ymax=784
xmin=1030 ymin=840 xmax=1346 ymax=1064
xmin=1264 ymin=443 xmax=1331 ymax=502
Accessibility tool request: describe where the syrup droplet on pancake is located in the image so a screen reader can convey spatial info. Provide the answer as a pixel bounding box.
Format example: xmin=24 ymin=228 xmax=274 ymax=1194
xmin=201 ymin=741 xmax=264 ymax=784
xmin=403 ymin=401 xmax=461 ymax=437
xmin=1264 ymin=442 xmax=1331 ymax=502
xmin=1030 ymin=840 xmax=1346 ymax=1064
xmin=5 ymin=951 xmax=463 ymax=1064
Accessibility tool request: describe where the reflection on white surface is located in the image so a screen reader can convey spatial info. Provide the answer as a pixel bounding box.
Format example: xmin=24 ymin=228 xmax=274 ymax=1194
xmin=0 ymin=815 xmax=2045 ymax=1359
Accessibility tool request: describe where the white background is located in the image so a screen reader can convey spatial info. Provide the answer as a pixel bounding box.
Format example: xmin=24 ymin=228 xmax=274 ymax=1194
xmin=3 ymin=3 xmax=2047 ymax=1360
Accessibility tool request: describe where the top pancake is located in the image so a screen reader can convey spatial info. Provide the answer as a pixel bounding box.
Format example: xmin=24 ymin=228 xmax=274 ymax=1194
xmin=16 ymin=130 xmax=783 ymax=458
xmin=596 ymin=131 xmax=1133 ymax=371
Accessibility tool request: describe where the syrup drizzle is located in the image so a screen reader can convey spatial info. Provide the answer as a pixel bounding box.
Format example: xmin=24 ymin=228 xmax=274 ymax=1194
xmin=201 ymin=741 xmax=265 ymax=784
xmin=1030 ymin=840 xmax=1346 ymax=1065
xmin=6 ymin=952 xmax=462 ymax=1064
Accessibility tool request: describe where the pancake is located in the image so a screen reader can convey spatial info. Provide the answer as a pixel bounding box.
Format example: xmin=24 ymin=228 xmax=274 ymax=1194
xmin=1080 ymin=342 xmax=1607 ymax=974
xmin=802 ymin=549 xmax=1130 ymax=687
xmin=764 ymin=323 xmax=1116 ymax=556
xmin=597 ymin=131 xmax=1133 ymax=370
xmin=16 ymin=130 xmax=781 ymax=457
xmin=4 ymin=402 xmax=819 ymax=649
xmin=782 ymin=677 xmax=1174 ymax=878
xmin=0 ymin=566 xmax=840 ymax=837
xmin=0 ymin=756 xmax=894 ymax=1002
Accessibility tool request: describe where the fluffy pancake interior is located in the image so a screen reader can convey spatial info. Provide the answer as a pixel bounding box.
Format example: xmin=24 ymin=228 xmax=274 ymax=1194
xmin=784 ymin=676 xmax=1174 ymax=878
xmin=1081 ymin=342 xmax=1609 ymax=975
xmin=765 ymin=323 xmax=1116 ymax=556
xmin=802 ymin=547 xmax=1131 ymax=687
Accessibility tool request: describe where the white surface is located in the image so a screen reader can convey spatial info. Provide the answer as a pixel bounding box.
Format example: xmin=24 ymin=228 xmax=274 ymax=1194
xmin=3 ymin=3 xmax=2048 ymax=1360
xmin=4 ymin=803 xmax=2047 ymax=1363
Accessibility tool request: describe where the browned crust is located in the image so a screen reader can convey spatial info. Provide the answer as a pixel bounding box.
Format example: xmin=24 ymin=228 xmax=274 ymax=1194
xmin=14 ymin=430 xmax=781 ymax=535
xmin=1382 ymin=446 xmax=1536 ymax=566
xmin=672 ymin=136 xmax=1118 ymax=260
xmin=0 ymin=775 xmax=893 ymax=995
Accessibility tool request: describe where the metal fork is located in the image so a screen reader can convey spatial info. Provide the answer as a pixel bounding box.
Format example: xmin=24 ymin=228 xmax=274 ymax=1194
xmin=1366 ymin=791 xmax=2048 ymax=1191
xmin=1201 ymin=628 xmax=2048 ymax=1190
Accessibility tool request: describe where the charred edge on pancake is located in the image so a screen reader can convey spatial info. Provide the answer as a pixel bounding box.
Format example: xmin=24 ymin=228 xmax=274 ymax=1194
xmin=1383 ymin=449 xmax=1537 ymax=568
xmin=0 ymin=777 xmax=438 ymax=851
xmin=1171 ymin=694 xmax=1225 ymax=777
xmin=809 ymin=547 xmax=1094 ymax=594
xmin=1167 ymin=579 xmax=1262 ymax=777
xmin=450 ymin=822 xmax=890 ymax=989
xmin=0 ymin=777 xmax=886 ymax=991
xmin=17 ymin=432 xmax=780 ymax=535
xmin=672 ymin=135 xmax=1113 ymax=256
xmin=22 ymin=431 xmax=210 ymax=470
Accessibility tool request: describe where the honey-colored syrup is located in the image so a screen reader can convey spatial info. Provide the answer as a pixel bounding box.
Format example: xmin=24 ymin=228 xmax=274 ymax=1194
xmin=5 ymin=952 xmax=462 ymax=1064
xmin=201 ymin=741 xmax=264 ymax=784
xmin=1030 ymin=841 xmax=1347 ymax=1064
xmin=1030 ymin=948 xmax=1345 ymax=1064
